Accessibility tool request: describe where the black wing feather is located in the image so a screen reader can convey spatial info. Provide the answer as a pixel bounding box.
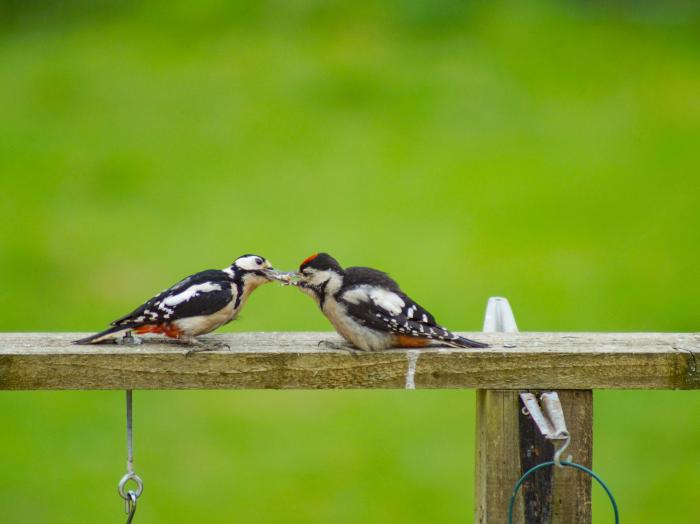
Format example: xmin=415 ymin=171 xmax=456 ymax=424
xmin=344 ymin=299 xmax=436 ymax=334
xmin=345 ymin=300 xmax=487 ymax=347
xmin=111 ymin=269 xmax=233 ymax=326
xmin=342 ymin=267 xmax=437 ymax=328
xmin=341 ymin=267 xmax=487 ymax=348
xmin=165 ymin=285 xmax=233 ymax=320
xmin=343 ymin=267 xmax=402 ymax=292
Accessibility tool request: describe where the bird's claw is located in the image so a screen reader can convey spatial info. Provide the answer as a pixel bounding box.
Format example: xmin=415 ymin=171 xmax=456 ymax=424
xmin=317 ymin=339 xmax=361 ymax=355
xmin=117 ymin=332 xmax=143 ymax=345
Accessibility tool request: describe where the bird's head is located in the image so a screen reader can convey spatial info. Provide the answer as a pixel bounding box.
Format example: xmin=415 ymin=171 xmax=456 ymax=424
xmin=295 ymin=252 xmax=344 ymax=302
xmin=227 ymin=254 xmax=279 ymax=288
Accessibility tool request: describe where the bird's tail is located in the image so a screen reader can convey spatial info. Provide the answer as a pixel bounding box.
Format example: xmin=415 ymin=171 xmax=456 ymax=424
xmin=398 ymin=319 xmax=489 ymax=348
xmin=74 ymin=325 xmax=134 ymax=345
xmin=443 ymin=333 xmax=489 ymax=349
xmin=431 ymin=326 xmax=488 ymax=348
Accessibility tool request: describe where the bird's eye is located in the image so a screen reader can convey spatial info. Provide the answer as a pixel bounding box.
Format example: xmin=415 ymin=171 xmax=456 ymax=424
xmin=255 ymin=257 xmax=264 ymax=265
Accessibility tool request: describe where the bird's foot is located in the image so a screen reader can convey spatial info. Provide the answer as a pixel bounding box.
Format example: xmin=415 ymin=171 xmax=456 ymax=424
xmin=117 ymin=331 xmax=143 ymax=345
xmin=182 ymin=337 xmax=230 ymax=357
xmin=317 ymin=339 xmax=362 ymax=355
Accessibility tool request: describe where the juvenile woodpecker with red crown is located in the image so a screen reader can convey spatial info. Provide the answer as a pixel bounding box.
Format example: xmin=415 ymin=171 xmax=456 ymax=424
xmin=75 ymin=254 xmax=279 ymax=348
xmin=292 ymin=253 xmax=488 ymax=351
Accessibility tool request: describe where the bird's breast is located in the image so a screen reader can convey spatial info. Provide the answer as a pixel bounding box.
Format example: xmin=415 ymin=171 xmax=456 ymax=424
xmin=322 ymin=298 xmax=392 ymax=351
xmin=173 ymin=300 xmax=238 ymax=336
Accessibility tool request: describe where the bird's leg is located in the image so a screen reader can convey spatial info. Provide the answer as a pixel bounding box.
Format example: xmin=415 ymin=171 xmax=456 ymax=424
xmin=117 ymin=330 xmax=142 ymax=345
xmin=317 ymin=339 xmax=362 ymax=355
xmin=181 ymin=336 xmax=230 ymax=357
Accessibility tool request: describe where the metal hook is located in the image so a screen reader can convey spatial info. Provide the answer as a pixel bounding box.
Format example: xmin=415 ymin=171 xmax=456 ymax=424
xmin=553 ymin=431 xmax=572 ymax=467
xmin=125 ymin=491 xmax=138 ymax=524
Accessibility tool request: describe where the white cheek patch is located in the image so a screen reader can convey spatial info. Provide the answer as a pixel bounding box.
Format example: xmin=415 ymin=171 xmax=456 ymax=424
xmin=303 ymin=270 xmax=342 ymax=294
xmin=163 ymin=282 xmax=222 ymax=306
xmin=308 ymin=271 xmax=328 ymax=286
xmin=235 ymin=255 xmax=263 ymax=271
xmin=343 ymin=285 xmax=405 ymax=316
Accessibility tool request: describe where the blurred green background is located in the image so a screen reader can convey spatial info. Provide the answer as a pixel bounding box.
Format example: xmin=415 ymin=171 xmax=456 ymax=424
xmin=1 ymin=1 xmax=699 ymax=522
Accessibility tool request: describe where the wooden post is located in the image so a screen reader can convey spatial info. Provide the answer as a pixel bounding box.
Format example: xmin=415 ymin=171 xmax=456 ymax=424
xmin=475 ymin=298 xmax=524 ymax=523
xmin=475 ymin=299 xmax=593 ymax=524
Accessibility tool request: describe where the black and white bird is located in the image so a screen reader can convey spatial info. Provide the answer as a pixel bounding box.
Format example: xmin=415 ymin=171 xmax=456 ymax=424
xmin=75 ymin=254 xmax=279 ymax=347
xmin=293 ymin=253 xmax=488 ymax=351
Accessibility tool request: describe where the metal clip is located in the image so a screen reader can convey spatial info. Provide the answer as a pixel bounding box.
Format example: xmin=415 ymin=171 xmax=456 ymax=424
xmin=519 ymin=391 xmax=572 ymax=467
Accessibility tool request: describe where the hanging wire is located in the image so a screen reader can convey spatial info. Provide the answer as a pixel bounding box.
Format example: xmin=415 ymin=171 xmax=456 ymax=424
xmin=507 ymin=460 xmax=619 ymax=524
xmin=118 ymin=390 xmax=143 ymax=523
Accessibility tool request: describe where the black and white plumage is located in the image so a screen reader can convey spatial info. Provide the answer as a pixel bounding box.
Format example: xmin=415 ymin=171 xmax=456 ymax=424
xmin=75 ymin=254 xmax=278 ymax=345
xmin=294 ymin=253 xmax=488 ymax=351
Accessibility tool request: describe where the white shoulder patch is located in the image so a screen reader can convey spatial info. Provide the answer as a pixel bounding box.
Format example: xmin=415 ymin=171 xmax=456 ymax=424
xmin=341 ymin=286 xmax=370 ymax=304
xmin=368 ymin=288 xmax=405 ymax=316
xmin=163 ymin=282 xmax=222 ymax=307
xmin=343 ymin=285 xmax=405 ymax=316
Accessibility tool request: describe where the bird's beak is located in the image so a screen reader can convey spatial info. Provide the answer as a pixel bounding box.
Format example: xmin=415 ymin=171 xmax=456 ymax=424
xmin=262 ymin=269 xmax=298 ymax=284
xmin=289 ymin=271 xmax=305 ymax=287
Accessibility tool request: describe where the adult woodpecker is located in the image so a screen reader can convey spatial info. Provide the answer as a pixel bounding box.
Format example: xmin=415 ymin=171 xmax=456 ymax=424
xmin=75 ymin=254 xmax=279 ymax=347
xmin=292 ymin=253 xmax=488 ymax=351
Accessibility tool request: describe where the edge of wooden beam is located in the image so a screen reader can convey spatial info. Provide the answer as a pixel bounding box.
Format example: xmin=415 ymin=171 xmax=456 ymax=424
xmin=0 ymin=332 xmax=698 ymax=390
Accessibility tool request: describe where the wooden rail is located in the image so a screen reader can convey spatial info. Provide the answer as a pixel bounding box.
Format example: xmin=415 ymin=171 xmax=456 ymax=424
xmin=2 ymin=329 xmax=698 ymax=524
xmin=0 ymin=332 xmax=697 ymax=390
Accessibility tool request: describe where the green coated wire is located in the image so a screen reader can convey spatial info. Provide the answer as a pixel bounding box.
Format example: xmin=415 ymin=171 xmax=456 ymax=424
xmin=507 ymin=460 xmax=619 ymax=524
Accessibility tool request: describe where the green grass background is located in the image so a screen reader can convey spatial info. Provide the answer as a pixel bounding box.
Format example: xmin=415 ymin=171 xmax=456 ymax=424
xmin=1 ymin=1 xmax=699 ymax=522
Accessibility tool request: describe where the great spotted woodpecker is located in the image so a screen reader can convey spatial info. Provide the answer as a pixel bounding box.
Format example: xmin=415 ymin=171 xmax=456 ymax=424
xmin=75 ymin=254 xmax=279 ymax=347
xmin=293 ymin=253 xmax=488 ymax=351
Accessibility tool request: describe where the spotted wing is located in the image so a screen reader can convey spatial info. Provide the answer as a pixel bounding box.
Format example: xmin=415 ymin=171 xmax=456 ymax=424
xmin=340 ymin=284 xmax=441 ymax=335
xmin=111 ymin=270 xmax=234 ymax=326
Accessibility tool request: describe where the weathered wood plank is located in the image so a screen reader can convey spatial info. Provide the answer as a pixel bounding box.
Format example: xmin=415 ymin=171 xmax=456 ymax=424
xmin=474 ymin=296 xmax=521 ymax=524
xmin=551 ymin=390 xmax=593 ymax=522
xmin=475 ymin=389 xmax=523 ymax=523
xmin=0 ymin=332 xmax=697 ymax=390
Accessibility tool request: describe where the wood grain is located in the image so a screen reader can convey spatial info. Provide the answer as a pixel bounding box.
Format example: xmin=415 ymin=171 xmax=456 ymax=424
xmin=0 ymin=332 xmax=697 ymax=390
xmin=518 ymin=393 xmax=555 ymax=523
xmin=551 ymin=390 xmax=593 ymax=523
xmin=515 ymin=390 xmax=593 ymax=524
xmin=474 ymin=389 xmax=523 ymax=523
